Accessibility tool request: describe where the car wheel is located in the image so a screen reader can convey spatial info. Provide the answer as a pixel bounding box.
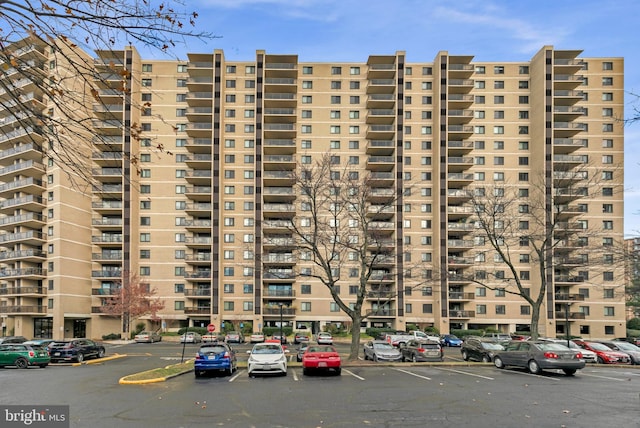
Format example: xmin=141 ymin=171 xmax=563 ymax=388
xmin=97 ymin=349 xmax=105 ymax=358
xmin=14 ymin=358 xmax=28 ymax=369
xmin=335 ymin=368 xmax=341 ymax=376
xmin=39 ymin=364 xmax=48 ymax=368
xmin=303 ymin=368 xmax=309 ymax=376
xmin=76 ymin=353 xmax=84 ymax=363
xmin=461 ymin=350 xmax=469 ymax=361
xmin=194 ymin=370 xmax=202 ymax=378
xmin=363 ymin=353 xmax=368 ymax=361
xmin=227 ymin=365 xmax=233 ymax=376
xmin=563 ymin=369 xmax=576 ymax=376
xmin=528 ymin=359 xmax=541 ymax=374
xmin=493 ymin=356 xmax=505 ymax=369
xmin=373 ymin=354 xmax=378 ymax=362
xmin=597 ymin=356 xmax=605 ymax=364
xmin=482 ymin=354 xmax=490 ymax=363
xmin=412 ymin=355 xmax=418 ymax=363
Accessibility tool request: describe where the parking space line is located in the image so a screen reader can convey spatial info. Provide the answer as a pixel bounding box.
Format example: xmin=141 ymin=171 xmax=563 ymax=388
xmin=502 ymin=370 xmax=561 ymax=381
xmin=393 ymin=368 xmax=431 ymax=380
xmin=580 ymin=373 xmax=627 ymax=381
xmin=437 ymin=368 xmax=494 ymax=380
xmin=291 ymin=369 xmax=299 ymax=381
xmin=228 ymin=371 xmax=243 ymax=382
xmin=343 ymin=369 xmax=365 ymax=380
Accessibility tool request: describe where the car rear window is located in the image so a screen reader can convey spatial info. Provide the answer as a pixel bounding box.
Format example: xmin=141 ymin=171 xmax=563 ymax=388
xmin=200 ymin=346 xmax=227 ymax=355
xmin=422 ymin=344 xmax=440 ymax=350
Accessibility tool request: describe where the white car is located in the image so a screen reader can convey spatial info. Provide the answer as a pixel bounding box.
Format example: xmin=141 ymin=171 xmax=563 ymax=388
xmin=180 ymin=332 xmax=202 ymax=343
xmin=540 ymin=338 xmax=597 ymax=363
xmin=246 ymin=343 xmax=288 ymax=376
xmin=316 ymin=332 xmax=333 ymax=345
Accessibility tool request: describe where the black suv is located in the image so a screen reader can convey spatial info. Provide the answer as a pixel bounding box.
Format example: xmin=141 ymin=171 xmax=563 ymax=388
xmin=0 ymin=336 xmax=27 ymax=344
xmin=49 ymin=339 xmax=106 ymax=363
xmin=460 ymin=336 xmax=505 ymax=363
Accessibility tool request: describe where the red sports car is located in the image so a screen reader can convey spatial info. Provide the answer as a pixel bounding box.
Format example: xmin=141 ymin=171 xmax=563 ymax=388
xmin=302 ymin=345 xmax=341 ymax=375
xmin=573 ymin=340 xmax=631 ymax=364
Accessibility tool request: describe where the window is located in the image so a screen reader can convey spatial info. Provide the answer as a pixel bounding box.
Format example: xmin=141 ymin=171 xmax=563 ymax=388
xmin=494 ymin=110 xmax=504 ymax=119
xmin=301 ymin=302 xmax=311 ymax=312
xmin=494 ymin=96 xmax=504 ymax=104
xmin=520 ymin=306 xmax=530 ymax=315
xmin=302 ymin=96 xmax=312 ymax=104
xmin=350 ymin=81 xmax=360 ymax=89
xmin=602 ymin=77 xmax=613 ymax=86
xmin=245 ymin=80 xmax=255 ymax=88
xmin=494 ymin=156 xmax=504 ymax=165
xmin=422 ymin=304 xmax=433 ymax=314
xmin=519 ymin=126 xmax=529 ymax=135
xmin=350 ymin=96 xmax=360 ymax=104
xmin=225 ymin=80 xmax=236 ymax=88
xmin=329 ymin=110 xmax=339 ymax=119
xmin=493 ymin=126 xmax=504 ymax=135
xmin=519 ymin=96 xmax=529 ymax=104
xmin=604 ymin=307 xmax=615 ymax=316
xmin=494 ymin=66 xmax=504 ymax=74
xmin=141 ymin=79 xmax=152 ymax=87
xmin=495 ymin=305 xmax=506 ymax=315
xmin=331 ymin=95 xmax=341 ymax=104
xmin=602 ymin=155 xmax=613 ymax=164
xmin=494 ymin=80 xmax=504 ymax=89
xmin=176 ymin=79 xmax=187 ymax=87
xmin=475 ymin=66 xmax=485 ymax=74
xmin=331 ymin=80 xmax=342 ymax=89
xmin=519 ymin=65 xmax=529 ymax=74
xmin=519 ymin=81 xmax=529 ymax=89
xmin=302 ymin=81 xmax=313 ymax=89
xmin=350 ymin=66 xmax=360 ymax=75
xmin=602 ymin=108 xmax=613 ymax=117
xmin=475 ymin=95 xmax=485 ymax=104
xmin=302 ymin=66 xmax=313 ymax=74
xmin=474 ymin=81 xmax=485 ymax=89
xmin=602 ymin=92 xmax=613 ymax=101
xmin=349 ymin=110 xmax=360 ymax=119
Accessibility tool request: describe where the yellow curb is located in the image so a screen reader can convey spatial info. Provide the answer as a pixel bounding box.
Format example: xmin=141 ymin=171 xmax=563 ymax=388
xmin=119 ymin=360 xmax=194 ymax=385
xmin=71 ymin=353 xmax=127 ymax=366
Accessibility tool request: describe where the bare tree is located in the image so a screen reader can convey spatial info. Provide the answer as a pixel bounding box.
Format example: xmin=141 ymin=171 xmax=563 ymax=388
xmin=0 ymin=1 xmax=214 ymax=186
xmin=264 ymin=155 xmax=435 ymax=360
xmin=466 ymin=166 xmax=626 ymax=339
xmin=99 ymin=270 xmax=165 ymax=337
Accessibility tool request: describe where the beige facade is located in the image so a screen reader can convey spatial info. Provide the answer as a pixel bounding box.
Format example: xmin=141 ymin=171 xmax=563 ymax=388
xmin=0 ymin=41 xmax=626 ymax=340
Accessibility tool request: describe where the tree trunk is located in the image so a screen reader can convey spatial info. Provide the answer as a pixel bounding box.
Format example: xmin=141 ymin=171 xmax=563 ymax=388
xmin=530 ymin=303 xmax=541 ymax=340
xmin=348 ymin=315 xmax=362 ymax=361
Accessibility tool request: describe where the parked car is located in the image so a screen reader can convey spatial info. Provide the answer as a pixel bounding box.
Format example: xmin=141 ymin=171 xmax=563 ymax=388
xmin=0 ymin=343 xmax=50 ymax=369
xmin=573 ymin=340 xmax=632 ymax=364
xmin=493 ymin=340 xmax=585 ymax=376
xmin=246 ymin=342 xmax=288 ymax=377
xmin=296 ymin=343 xmax=310 ymax=362
xmin=596 ymin=340 xmax=640 ymax=364
xmin=302 ymin=345 xmax=341 ymax=375
xmin=225 ymin=331 xmax=245 ymax=344
xmin=537 ymin=338 xmax=598 ymax=363
xmin=294 ymin=332 xmax=310 ymax=344
xmin=316 ymin=332 xmax=333 ymax=345
xmin=22 ymin=339 xmax=55 ymax=349
xmin=0 ymin=336 xmax=27 ymax=344
xmin=460 ymin=336 xmax=505 ymax=363
xmin=363 ymin=340 xmax=402 ymax=362
xmin=383 ymin=332 xmax=414 ymax=347
xmin=202 ymin=333 xmax=221 ymax=343
xmin=271 ymin=333 xmax=288 ymax=345
xmin=400 ymin=339 xmax=443 ymax=362
xmin=194 ymin=343 xmax=237 ymax=377
xmin=249 ymin=333 xmax=265 ymax=343
xmin=49 ymin=339 xmax=106 ymax=363
xmin=134 ymin=331 xmax=162 ymax=343
xmin=441 ymin=334 xmax=463 ymax=347
xmin=483 ymin=333 xmax=512 ymax=343
xmin=615 ymin=337 xmax=640 ymax=346
xmin=179 ymin=332 xmax=202 ymax=344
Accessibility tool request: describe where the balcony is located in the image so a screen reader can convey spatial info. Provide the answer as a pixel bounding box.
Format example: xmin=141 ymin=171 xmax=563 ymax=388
xmin=185 ymin=122 xmax=213 ymax=137
xmin=366 ymin=140 xmax=394 ymax=155
xmin=365 ymin=291 xmax=395 ymax=300
xmin=553 ymin=311 xmax=586 ymax=320
xmin=92 ymin=167 xmax=123 ymax=183
xmin=184 ymin=307 xmax=212 ymax=315
xmin=185 ymin=138 xmax=212 ymax=154
xmin=366 ymin=308 xmax=397 ymax=318
xmin=0 ymin=160 xmax=45 ymax=180
xmin=263 ymin=289 xmax=295 ymax=298
xmin=91 ymin=269 xmax=122 ymax=278
xmin=0 ymin=230 xmax=45 ymax=246
xmin=0 ymin=143 xmax=41 ymax=165
xmin=366 ymin=109 xmax=395 ymax=125
xmin=184 ymin=288 xmax=211 ymax=297
xmin=448 ymin=79 xmax=474 ymax=94
xmin=263 ymin=154 xmax=296 ymax=169
xmin=447 ymin=256 xmax=474 ymax=267
xmin=185 ymin=270 xmax=212 ymax=280
xmin=0 ymin=305 xmax=46 ymax=315
xmin=263 ymin=170 xmax=295 ymax=186
xmin=263 ymin=253 xmax=296 ymax=264
xmin=366 ymin=124 xmax=395 ymax=139
xmin=554 ymin=294 xmax=586 ymax=302
xmin=0 ymin=249 xmax=46 ymax=263
xmin=263 ymin=139 xmax=296 ymax=156
xmin=91 ymin=287 xmax=119 ymax=296
xmin=450 ymin=310 xmax=475 ymax=318
xmin=366 ymin=93 xmax=395 ymax=108
xmin=0 ymin=212 xmax=45 ymax=230
xmin=263 ymin=204 xmax=295 ymax=217
xmin=263 ymin=307 xmax=296 ymax=317
xmin=447 ymin=94 xmax=474 ymax=108
xmin=0 ymin=177 xmax=44 ymax=198
xmin=448 ymin=292 xmax=475 ymax=301
xmin=263 ymin=186 xmax=296 ymax=202
xmin=0 ymin=286 xmax=46 ymax=297
xmin=263 ymin=93 xmax=296 ymax=108
xmin=366 ymin=79 xmax=396 ymax=94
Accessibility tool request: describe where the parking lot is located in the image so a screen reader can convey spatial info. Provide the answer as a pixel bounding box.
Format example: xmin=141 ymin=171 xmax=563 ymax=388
xmin=2 ymin=341 xmax=639 ymax=427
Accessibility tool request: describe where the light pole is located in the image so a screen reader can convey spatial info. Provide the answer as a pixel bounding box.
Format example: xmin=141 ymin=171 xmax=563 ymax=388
xmin=565 ymin=302 xmax=571 ymax=348
xmin=278 ymin=303 xmax=284 ymax=344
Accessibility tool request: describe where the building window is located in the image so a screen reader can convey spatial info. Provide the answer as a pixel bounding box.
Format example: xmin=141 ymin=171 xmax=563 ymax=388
xmin=302 ymin=66 xmax=313 ymax=74
xmin=301 ymin=302 xmax=311 ymax=312
xmin=495 ymin=305 xmax=506 ymax=315
xmin=422 ymin=304 xmax=433 ymax=314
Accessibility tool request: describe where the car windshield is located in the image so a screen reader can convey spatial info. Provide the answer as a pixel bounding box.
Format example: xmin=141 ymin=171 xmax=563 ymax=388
xmin=373 ymin=343 xmax=394 ymax=350
xmin=481 ymin=342 xmax=504 ymax=350
xmin=612 ymin=342 xmax=639 ymax=351
xmin=587 ymin=342 xmax=612 ymax=351
xmin=252 ymin=344 xmax=282 ymax=354
xmin=308 ymin=346 xmax=335 ymax=353
xmin=536 ymin=343 xmax=570 ymax=351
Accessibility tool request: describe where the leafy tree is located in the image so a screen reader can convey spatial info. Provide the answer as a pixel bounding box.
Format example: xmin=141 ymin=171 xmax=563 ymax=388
xmin=99 ymin=271 xmax=164 ymax=336
xmin=0 ymin=0 xmax=214 ymax=185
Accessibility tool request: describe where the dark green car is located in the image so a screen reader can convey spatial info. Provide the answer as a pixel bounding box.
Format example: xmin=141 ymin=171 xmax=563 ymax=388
xmin=0 ymin=344 xmax=51 ymax=369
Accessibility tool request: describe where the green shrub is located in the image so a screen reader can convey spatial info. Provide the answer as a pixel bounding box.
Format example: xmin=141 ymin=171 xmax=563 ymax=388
xmin=177 ymin=327 xmax=209 ymax=335
xmin=627 ymin=329 xmax=640 ymax=338
xmin=424 ymin=326 xmax=440 ymax=335
xmin=406 ymin=323 xmax=419 ymax=332
xmin=262 ymin=326 xmax=293 ymax=337
xmin=627 ymin=318 xmax=640 ymax=330
xmin=102 ymin=333 xmax=121 ymax=340
xmin=365 ymin=327 xmax=395 ymax=340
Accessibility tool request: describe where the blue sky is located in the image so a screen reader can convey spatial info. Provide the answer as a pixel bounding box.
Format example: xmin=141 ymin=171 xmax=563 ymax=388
xmin=164 ymin=0 xmax=640 ymax=236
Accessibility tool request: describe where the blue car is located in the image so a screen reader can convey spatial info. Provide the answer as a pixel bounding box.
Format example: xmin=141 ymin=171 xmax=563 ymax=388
xmin=194 ymin=343 xmax=237 ymax=377
xmin=441 ymin=334 xmax=463 ymax=347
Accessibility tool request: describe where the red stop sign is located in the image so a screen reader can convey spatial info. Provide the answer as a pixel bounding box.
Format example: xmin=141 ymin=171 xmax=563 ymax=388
xmin=207 ymin=324 xmax=215 ymax=332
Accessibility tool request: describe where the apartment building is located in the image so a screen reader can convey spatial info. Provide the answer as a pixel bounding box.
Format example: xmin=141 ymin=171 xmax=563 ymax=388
xmin=0 ymin=39 xmax=626 ymax=340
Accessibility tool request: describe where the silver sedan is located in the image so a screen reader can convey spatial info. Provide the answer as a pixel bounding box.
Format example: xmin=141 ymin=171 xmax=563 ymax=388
xmin=363 ymin=340 xmax=402 ymax=362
